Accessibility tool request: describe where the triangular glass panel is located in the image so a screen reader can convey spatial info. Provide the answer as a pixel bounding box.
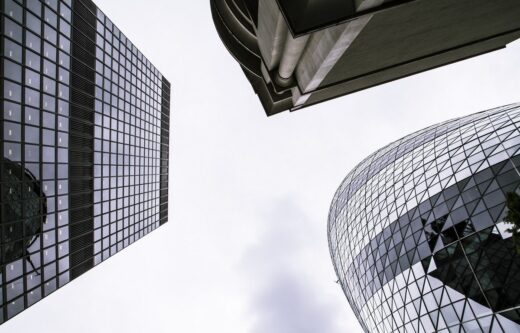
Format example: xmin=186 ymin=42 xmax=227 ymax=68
xmin=451 ymin=197 xmax=465 ymax=211
xmin=492 ymin=225 xmax=501 ymax=236
xmin=462 ymin=301 xmax=476 ymax=322
xmin=477 ymin=315 xmax=493 ymax=331
xmin=447 ymin=324 xmax=461 ymax=333
xmin=484 ymin=144 xmax=500 ymax=157
xmin=433 ymin=288 xmax=444 ymax=304
xmin=427 ymin=275 xmax=443 ymax=289
xmin=488 ymin=204 xmax=505 ymax=222
xmin=437 ymin=313 xmax=447 ymax=330
xmin=452 ymin=300 xmax=465 ymax=320
xmin=462 ymin=177 xmax=477 ymax=191
xmin=497 ymin=313 xmax=520 ymax=332
xmin=491 ymin=160 xmax=508 ymax=176
xmin=457 ymin=177 xmax=471 ymax=191
xmin=446 ymin=286 xmax=465 ymax=302
xmin=411 ymin=296 xmax=421 ymax=313
xmin=464 ymin=198 xmax=480 ymax=216
xmin=501 ymin=181 xmax=520 ymax=194
xmin=476 ymin=178 xmax=493 ymax=194
xmin=506 ymin=145 xmax=520 ymax=159
xmin=485 ymin=179 xmax=501 ymax=194
xmin=490 ymin=316 xmax=504 ymax=333
xmin=421 ymin=314 xmax=435 ymax=332
xmin=440 ymin=289 xmax=451 ymax=307
xmin=471 ymin=210 xmax=494 ymax=232
xmin=462 ymin=220 xmax=476 ymax=236
xmin=467 ymin=299 xmax=492 ymax=318
xmin=497 ymin=160 xmax=515 ymax=176
xmin=429 ymin=310 xmax=439 ymax=329
xmin=433 ymin=238 xmax=444 ymax=253
xmin=443 ymin=198 xmax=458 ymax=214
xmin=441 ymin=217 xmax=455 ymax=232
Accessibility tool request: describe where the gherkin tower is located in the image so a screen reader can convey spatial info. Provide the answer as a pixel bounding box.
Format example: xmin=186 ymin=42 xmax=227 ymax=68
xmin=329 ymin=104 xmax=520 ymax=333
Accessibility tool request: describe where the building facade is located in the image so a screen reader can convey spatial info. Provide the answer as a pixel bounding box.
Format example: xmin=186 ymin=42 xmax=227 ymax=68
xmin=211 ymin=0 xmax=520 ymax=116
xmin=1 ymin=0 xmax=170 ymax=323
xmin=328 ymin=104 xmax=520 ymax=332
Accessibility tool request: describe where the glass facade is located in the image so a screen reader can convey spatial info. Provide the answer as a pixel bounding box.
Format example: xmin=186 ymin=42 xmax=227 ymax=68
xmin=328 ymin=104 xmax=520 ymax=332
xmin=1 ymin=0 xmax=169 ymax=324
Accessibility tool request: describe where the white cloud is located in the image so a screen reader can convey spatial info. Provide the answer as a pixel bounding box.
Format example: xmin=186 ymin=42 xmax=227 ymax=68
xmin=241 ymin=198 xmax=345 ymax=333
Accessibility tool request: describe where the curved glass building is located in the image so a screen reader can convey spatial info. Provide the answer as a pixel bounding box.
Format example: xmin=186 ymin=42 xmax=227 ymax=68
xmin=328 ymin=104 xmax=520 ymax=333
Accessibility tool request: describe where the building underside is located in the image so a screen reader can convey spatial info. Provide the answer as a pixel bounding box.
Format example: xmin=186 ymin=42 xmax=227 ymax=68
xmin=211 ymin=0 xmax=520 ymax=116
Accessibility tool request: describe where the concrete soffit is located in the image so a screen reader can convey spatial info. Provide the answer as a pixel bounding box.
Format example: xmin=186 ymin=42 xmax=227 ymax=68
xmin=256 ymin=0 xmax=380 ymax=110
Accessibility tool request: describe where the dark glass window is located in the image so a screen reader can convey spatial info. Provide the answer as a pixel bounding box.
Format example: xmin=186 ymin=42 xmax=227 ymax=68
xmin=4 ymin=59 xmax=22 ymax=83
xmin=25 ymin=144 xmax=39 ymax=162
xmin=42 ymin=147 xmax=55 ymax=163
xmin=57 ymin=116 xmax=68 ymax=132
xmin=58 ymin=100 xmax=69 ymax=116
xmin=4 ymin=142 xmax=21 ymax=161
xmin=58 ymin=51 xmax=70 ymax=68
xmin=43 ymin=94 xmax=56 ymax=112
xmin=43 ymin=129 xmax=55 ymax=146
xmin=43 ymin=77 xmax=56 ymax=95
xmin=25 ymin=126 xmax=40 ymax=144
xmin=26 ymin=50 xmax=41 ymax=71
xmin=25 ymin=88 xmax=40 ymax=108
xmin=42 ymin=163 xmax=55 ymax=180
xmin=27 ymin=0 xmax=42 ymax=16
xmin=26 ymin=31 xmax=41 ymax=52
xmin=4 ymin=80 xmax=22 ymax=103
xmin=42 ymin=111 xmax=55 ymax=129
xmin=60 ymin=5 xmax=71 ymax=22
xmin=26 ymin=12 xmax=42 ymax=35
xmin=4 ymin=121 xmax=21 ymax=142
xmin=58 ymin=35 xmax=70 ymax=52
xmin=58 ymin=68 xmax=69 ymax=85
xmin=60 ymin=19 xmax=71 ymax=36
xmin=4 ymin=101 xmax=21 ymax=122
xmin=44 ymin=7 xmax=58 ymax=26
xmin=4 ymin=17 xmax=23 ymax=42
xmin=44 ymin=42 xmax=57 ymax=61
xmin=58 ymin=84 xmax=69 ymax=100
xmin=57 ymin=164 xmax=68 ymax=180
xmin=44 ymin=24 xmax=57 ymax=45
xmin=5 ymin=0 xmax=23 ymax=24
xmin=43 ymin=60 xmax=56 ymax=78
xmin=5 ymin=39 xmax=22 ymax=63
xmin=25 ymin=107 xmax=40 ymax=126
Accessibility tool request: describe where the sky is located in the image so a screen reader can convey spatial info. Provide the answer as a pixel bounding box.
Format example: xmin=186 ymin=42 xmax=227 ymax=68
xmin=1 ymin=1 xmax=520 ymax=332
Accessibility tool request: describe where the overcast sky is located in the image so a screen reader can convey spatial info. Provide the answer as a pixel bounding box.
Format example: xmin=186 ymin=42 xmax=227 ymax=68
xmin=1 ymin=1 xmax=520 ymax=332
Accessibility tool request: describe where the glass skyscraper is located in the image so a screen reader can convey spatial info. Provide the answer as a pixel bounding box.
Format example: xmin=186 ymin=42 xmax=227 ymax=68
xmin=329 ymin=104 xmax=520 ymax=332
xmin=1 ymin=0 xmax=170 ymax=324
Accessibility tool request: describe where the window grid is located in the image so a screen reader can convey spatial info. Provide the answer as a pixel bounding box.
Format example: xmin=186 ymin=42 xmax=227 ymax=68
xmin=1 ymin=0 xmax=169 ymax=324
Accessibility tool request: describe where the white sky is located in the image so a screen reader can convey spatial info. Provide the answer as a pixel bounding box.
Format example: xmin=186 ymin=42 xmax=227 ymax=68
xmin=1 ymin=1 xmax=520 ymax=332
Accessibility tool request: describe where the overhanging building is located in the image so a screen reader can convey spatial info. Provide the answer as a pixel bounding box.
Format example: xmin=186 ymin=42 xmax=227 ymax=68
xmin=1 ymin=0 xmax=170 ymax=323
xmin=328 ymin=104 xmax=520 ymax=332
xmin=211 ymin=0 xmax=520 ymax=116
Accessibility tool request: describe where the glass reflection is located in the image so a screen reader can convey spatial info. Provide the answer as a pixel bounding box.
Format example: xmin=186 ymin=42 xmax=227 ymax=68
xmin=1 ymin=158 xmax=47 ymax=270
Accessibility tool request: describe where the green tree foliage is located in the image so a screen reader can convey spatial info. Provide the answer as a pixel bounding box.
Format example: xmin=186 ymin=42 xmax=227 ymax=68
xmin=504 ymin=191 xmax=520 ymax=254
